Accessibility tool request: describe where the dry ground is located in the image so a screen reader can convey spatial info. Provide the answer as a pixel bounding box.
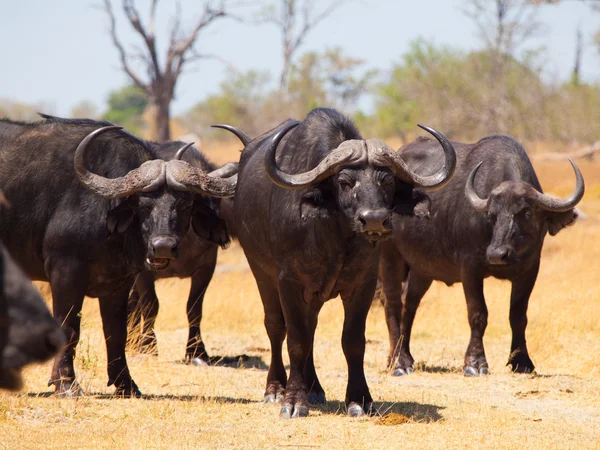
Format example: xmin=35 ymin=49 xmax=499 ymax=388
xmin=1 ymin=159 xmax=599 ymax=449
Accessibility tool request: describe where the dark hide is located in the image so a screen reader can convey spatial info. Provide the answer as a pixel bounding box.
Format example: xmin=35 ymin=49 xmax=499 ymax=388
xmin=0 ymin=244 xmax=65 ymax=391
xmin=127 ymin=141 xmax=232 ymax=362
xmin=379 ymin=135 xmax=580 ymax=377
xmin=234 ymin=108 xmax=443 ymax=418
xmin=0 ymin=116 xmax=201 ymax=396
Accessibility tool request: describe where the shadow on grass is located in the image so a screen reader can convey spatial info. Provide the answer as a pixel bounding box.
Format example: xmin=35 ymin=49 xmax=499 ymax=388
xmin=414 ymin=363 xmax=461 ymax=374
xmin=314 ymin=400 xmax=445 ymax=422
xmin=174 ymin=354 xmax=269 ymax=371
xmin=24 ymin=392 xmax=261 ymax=404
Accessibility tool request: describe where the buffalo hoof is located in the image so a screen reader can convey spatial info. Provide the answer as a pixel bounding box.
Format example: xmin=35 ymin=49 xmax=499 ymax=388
xmin=279 ymin=403 xmax=309 ymax=419
xmin=392 ymin=366 xmax=414 ymax=377
xmin=192 ymin=358 xmax=209 ymax=367
xmin=54 ymin=380 xmax=84 ymax=397
xmin=512 ymin=365 xmax=534 ymax=374
xmin=347 ymin=402 xmax=373 ymax=418
xmin=508 ymin=354 xmax=535 ymax=374
xmin=114 ymin=384 xmax=143 ymax=398
xmin=464 ymin=365 xmax=489 ymax=377
xmin=308 ymin=391 xmax=326 ymax=405
xmin=264 ymin=392 xmax=284 ymax=404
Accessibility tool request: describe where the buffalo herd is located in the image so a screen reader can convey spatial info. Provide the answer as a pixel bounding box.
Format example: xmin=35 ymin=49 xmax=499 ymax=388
xmin=0 ymin=107 xmax=584 ymax=419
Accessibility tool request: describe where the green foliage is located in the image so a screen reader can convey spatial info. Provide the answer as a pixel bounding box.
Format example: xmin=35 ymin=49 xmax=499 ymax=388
xmin=102 ymin=85 xmax=148 ymax=134
xmin=180 ymin=48 xmax=375 ymax=141
xmin=364 ymin=38 xmax=600 ymax=145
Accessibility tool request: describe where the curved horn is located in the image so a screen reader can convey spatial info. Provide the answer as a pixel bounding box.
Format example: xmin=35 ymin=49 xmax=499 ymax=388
xmin=264 ymin=121 xmax=368 ymax=190
xmin=166 ymin=160 xmax=237 ymax=198
xmin=369 ymin=125 xmax=456 ymax=190
xmin=211 ymin=124 xmax=251 ymax=146
xmin=412 ymin=124 xmax=457 ymax=189
xmin=75 ymin=126 xmax=167 ymax=199
xmin=175 ymin=142 xmax=195 ymax=160
xmin=464 ymin=162 xmax=489 ymax=212
xmin=531 ymin=158 xmax=584 ymax=212
xmin=208 ymin=162 xmax=239 ymax=178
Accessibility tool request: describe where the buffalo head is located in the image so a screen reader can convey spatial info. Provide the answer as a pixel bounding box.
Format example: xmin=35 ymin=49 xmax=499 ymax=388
xmin=74 ymin=127 xmax=237 ymax=270
xmin=465 ymin=159 xmax=584 ymax=265
xmin=264 ymin=122 xmax=456 ymax=242
xmin=0 ymin=245 xmax=65 ymax=391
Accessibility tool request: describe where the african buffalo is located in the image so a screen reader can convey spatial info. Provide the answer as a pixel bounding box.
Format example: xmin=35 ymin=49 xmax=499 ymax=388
xmin=0 ymin=115 xmax=236 ymax=396
xmin=224 ymin=108 xmax=456 ymax=418
xmin=127 ymin=140 xmax=236 ymax=363
xmin=0 ymin=241 xmax=65 ymax=391
xmin=378 ymin=135 xmax=584 ymax=376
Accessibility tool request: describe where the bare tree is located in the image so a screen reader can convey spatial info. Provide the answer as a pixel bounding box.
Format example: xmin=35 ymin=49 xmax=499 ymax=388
xmin=463 ymin=0 xmax=543 ymax=133
xmin=261 ymin=0 xmax=351 ymax=91
xmin=102 ymin=0 xmax=229 ymax=142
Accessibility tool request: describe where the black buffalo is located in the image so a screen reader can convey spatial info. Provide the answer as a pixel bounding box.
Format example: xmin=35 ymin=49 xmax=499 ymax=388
xmin=0 ymin=115 xmax=236 ymax=396
xmin=379 ymin=135 xmax=584 ymax=376
xmin=1 ymin=240 xmax=65 ymax=391
xmin=127 ymin=140 xmax=236 ymax=363
xmin=226 ymin=108 xmax=456 ymax=418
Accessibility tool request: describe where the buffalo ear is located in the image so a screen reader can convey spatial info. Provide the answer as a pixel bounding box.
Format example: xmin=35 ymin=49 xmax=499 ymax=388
xmin=300 ymin=184 xmax=335 ymax=221
xmin=191 ymin=201 xmax=231 ymax=248
xmin=393 ymin=186 xmax=431 ymax=219
xmin=547 ymin=209 xmax=578 ymax=236
xmin=107 ymin=199 xmax=136 ymax=234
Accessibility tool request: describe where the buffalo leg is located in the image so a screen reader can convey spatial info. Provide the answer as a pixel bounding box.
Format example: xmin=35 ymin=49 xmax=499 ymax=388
xmin=277 ymin=278 xmax=311 ymax=419
xmin=379 ymin=244 xmax=408 ymax=373
xmin=341 ymin=276 xmax=377 ymax=417
xmin=47 ymin=263 xmax=88 ymax=395
xmin=507 ymin=262 xmax=539 ymax=373
xmin=251 ymin=268 xmax=287 ymax=404
xmin=305 ymin=301 xmax=325 ymax=405
xmin=462 ymin=272 xmax=489 ymax=376
xmin=127 ymin=271 xmax=159 ymax=356
xmin=394 ymin=272 xmax=432 ymax=375
xmin=99 ymin=281 xmax=141 ymax=397
xmin=185 ymin=259 xmax=217 ymax=364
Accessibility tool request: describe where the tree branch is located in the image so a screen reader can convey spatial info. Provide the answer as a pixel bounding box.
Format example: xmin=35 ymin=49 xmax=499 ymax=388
xmin=122 ymin=0 xmax=162 ymax=80
xmin=103 ymin=0 xmax=150 ymax=94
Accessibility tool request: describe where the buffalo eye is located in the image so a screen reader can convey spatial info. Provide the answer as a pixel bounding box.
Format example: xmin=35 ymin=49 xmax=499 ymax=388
xmin=337 ymin=177 xmax=354 ymax=192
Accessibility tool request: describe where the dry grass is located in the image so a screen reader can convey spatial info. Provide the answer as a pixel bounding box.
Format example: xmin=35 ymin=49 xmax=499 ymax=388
xmin=1 ymin=160 xmax=600 ymax=449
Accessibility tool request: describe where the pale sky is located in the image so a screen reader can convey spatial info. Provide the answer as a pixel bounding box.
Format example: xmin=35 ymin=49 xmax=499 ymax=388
xmin=0 ymin=0 xmax=598 ymax=116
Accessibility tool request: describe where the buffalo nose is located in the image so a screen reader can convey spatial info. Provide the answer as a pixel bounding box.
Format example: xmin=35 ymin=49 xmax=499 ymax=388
xmin=45 ymin=328 xmax=66 ymax=354
xmin=486 ymin=246 xmax=512 ymax=265
xmin=358 ymin=210 xmax=391 ymax=233
xmin=151 ymin=236 xmax=179 ymax=259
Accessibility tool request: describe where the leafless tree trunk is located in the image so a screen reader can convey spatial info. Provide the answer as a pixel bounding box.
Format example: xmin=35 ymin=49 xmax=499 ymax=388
xmin=464 ymin=0 xmax=541 ymax=133
xmin=102 ymin=0 xmax=228 ymax=142
xmin=572 ymin=26 xmax=583 ymax=85
xmin=262 ymin=0 xmax=350 ymax=92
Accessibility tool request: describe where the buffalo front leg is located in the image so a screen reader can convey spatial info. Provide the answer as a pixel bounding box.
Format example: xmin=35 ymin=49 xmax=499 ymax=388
xmin=277 ymin=278 xmax=312 ymax=419
xmin=127 ymin=271 xmax=159 ymax=356
xmin=47 ymin=262 xmax=88 ymax=396
xmin=99 ymin=282 xmax=142 ymax=397
xmin=462 ymin=271 xmax=489 ymax=376
xmin=396 ymin=272 xmax=432 ymax=375
xmin=253 ymin=272 xmax=287 ymax=404
xmin=379 ymin=245 xmax=408 ymax=374
xmin=304 ymin=300 xmax=325 ymax=405
xmin=185 ymin=260 xmax=217 ymax=365
xmin=507 ymin=263 xmax=539 ymax=373
xmin=341 ymin=276 xmax=376 ymax=417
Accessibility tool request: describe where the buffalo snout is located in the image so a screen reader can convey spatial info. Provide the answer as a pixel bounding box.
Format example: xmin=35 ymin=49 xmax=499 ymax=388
xmin=358 ymin=209 xmax=392 ymax=235
xmin=150 ymin=236 xmax=180 ymax=259
xmin=486 ymin=245 xmax=515 ymax=265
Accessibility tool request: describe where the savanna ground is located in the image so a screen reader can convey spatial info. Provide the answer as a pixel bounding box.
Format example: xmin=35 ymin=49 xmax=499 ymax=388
xmin=1 ymin=148 xmax=599 ymax=449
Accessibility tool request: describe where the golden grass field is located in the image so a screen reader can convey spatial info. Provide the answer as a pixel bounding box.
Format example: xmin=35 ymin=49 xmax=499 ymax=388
xmin=0 ymin=155 xmax=599 ymax=449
